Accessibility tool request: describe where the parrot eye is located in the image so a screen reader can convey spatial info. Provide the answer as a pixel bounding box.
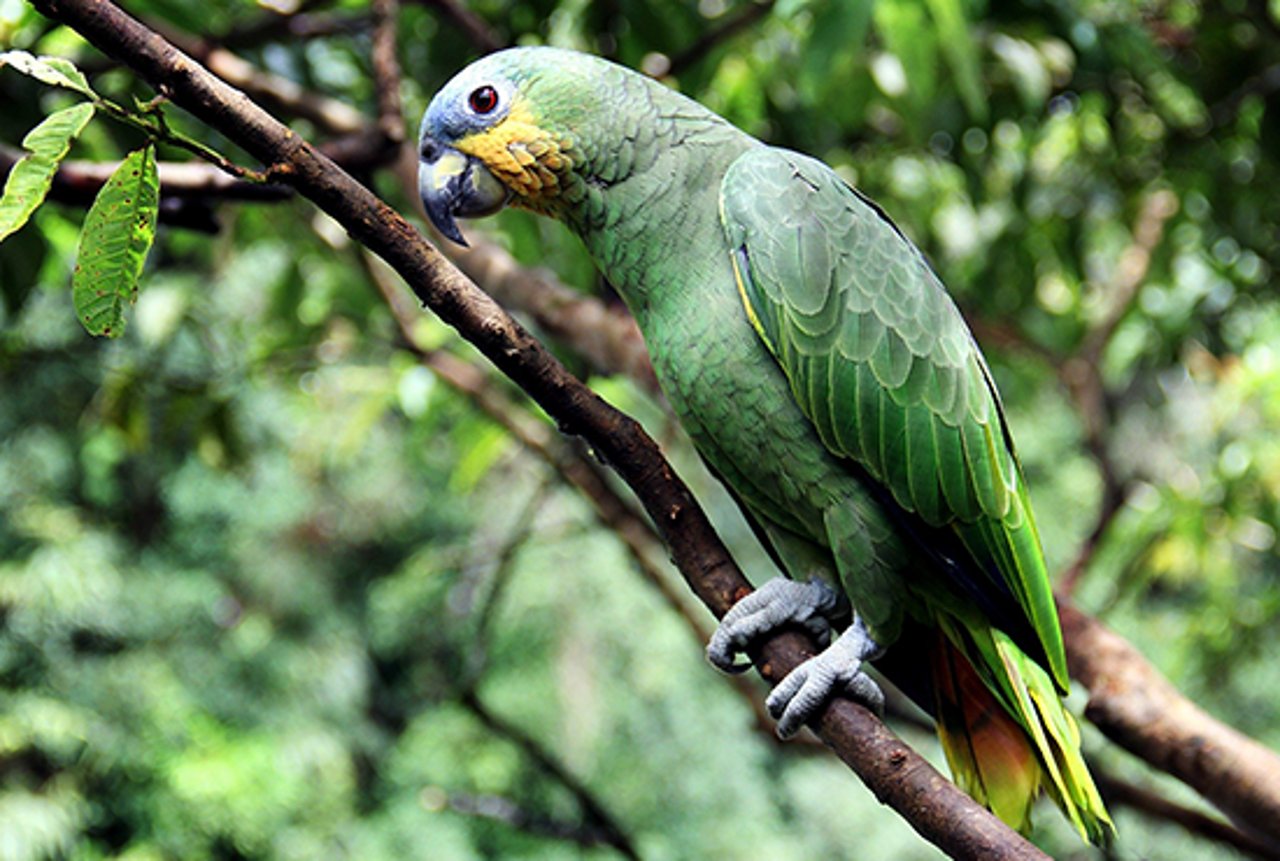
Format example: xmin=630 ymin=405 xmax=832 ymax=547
xmin=468 ymin=85 xmax=499 ymax=115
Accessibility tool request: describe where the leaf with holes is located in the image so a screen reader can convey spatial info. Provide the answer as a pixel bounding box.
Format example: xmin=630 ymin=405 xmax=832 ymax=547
xmin=73 ymin=144 xmax=159 ymax=338
xmin=0 ymin=102 xmax=96 ymax=243
xmin=0 ymin=50 xmax=97 ymax=98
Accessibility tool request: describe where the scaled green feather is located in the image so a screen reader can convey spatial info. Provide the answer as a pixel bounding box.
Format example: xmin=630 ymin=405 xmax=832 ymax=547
xmin=420 ymin=46 xmax=1112 ymax=844
xmin=720 ymin=146 xmax=1067 ymax=689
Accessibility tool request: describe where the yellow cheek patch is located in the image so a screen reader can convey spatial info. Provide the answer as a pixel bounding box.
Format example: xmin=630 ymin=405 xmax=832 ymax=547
xmin=455 ymin=100 xmax=575 ymax=209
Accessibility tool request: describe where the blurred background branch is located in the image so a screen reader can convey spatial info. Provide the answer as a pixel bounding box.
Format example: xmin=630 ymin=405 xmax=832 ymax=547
xmin=1060 ymin=601 xmax=1280 ymax=849
xmin=405 ymin=0 xmax=504 ymax=54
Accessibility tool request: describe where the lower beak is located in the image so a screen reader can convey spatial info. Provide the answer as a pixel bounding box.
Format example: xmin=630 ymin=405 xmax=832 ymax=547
xmin=418 ymin=136 xmax=510 ymax=247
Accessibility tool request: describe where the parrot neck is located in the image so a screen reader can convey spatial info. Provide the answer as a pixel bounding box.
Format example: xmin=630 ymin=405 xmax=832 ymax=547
xmin=555 ymin=83 xmax=752 ymax=326
xmin=565 ymin=119 xmax=756 ymax=328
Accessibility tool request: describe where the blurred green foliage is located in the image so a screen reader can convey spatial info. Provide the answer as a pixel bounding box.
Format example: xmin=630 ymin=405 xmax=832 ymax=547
xmin=2 ymin=0 xmax=1280 ymax=858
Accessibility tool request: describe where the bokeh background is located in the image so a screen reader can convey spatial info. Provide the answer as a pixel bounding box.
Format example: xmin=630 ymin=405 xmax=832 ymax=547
xmin=2 ymin=0 xmax=1279 ymax=858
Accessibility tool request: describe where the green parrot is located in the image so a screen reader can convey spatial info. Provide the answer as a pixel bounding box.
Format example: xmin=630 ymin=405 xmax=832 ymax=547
xmin=418 ymin=47 xmax=1113 ymax=844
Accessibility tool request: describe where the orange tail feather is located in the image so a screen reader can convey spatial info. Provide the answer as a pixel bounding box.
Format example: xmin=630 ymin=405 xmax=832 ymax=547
xmin=931 ymin=633 xmax=1041 ymax=832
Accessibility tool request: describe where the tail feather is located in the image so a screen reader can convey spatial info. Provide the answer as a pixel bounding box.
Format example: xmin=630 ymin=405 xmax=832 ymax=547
xmin=931 ymin=625 xmax=1114 ymax=845
xmin=932 ymin=633 xmax=1040 ymax=831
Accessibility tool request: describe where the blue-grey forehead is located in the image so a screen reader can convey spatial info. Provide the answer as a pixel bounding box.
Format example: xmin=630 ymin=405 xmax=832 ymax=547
xmin=421 ymin=48 xmax=543 ymax=141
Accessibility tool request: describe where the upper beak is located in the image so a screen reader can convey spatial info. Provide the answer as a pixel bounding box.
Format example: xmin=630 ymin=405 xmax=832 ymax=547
xmin=418 ymin=135 xmax=510 ymax=247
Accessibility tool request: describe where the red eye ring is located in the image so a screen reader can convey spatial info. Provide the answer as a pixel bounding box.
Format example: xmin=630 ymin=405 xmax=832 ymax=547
xmin=469 ymin=85 xmax=499 ymax=114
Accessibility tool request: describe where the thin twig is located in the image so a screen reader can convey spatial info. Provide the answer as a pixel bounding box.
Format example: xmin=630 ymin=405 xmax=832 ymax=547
xmin=410 ymin=0 xmax=504 ymax=54
xmin=469 ymin=477 xmax=553 ymax=648
xmin=1 ymin=133 xmax=400 ymax=209
xmin=1057 ymin=188 xmax=1177 ymax=596
xmin=461 ymin=690 xmax=641 ymax=860
xmin=663 ymin=0 xmax=776 ymax=78
xmin=972 ymin=189 xmax=1176 ymax=597
xmin=0 ymin=146 xmax=290 ymax=202
xmin=222 ymin=2 xmax=370 ymax=50
xmin=1095 ymin=769 xmax=1279 ymax=859
xmin=442 ymin=791 xmax=631 ymax=855
xmin=1080 ymin=188 xmax=1180 ymax=366
xmin=369 ymin=0 xmax=405 ymax=145
xmin=1059 ymin=600 xmax=1280 ymax=847
xmin=1055 ymin=478 xmax=1127 ymax=597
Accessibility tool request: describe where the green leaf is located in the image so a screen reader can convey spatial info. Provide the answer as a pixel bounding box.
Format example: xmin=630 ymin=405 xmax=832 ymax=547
xmin=73 ymin=145 xmax=160 ymax=338
xmin=0 ymin=102 xmax=96 ymax=243
xmin=0 ymin=50 xmax=98 ymax=98
xmin=923 ymin=0 xmax=988 ymax=121
xmin=801 ymin=0 xmax=873 ymax=98
xmin=874 ymin=0 xmax=937 ymax=117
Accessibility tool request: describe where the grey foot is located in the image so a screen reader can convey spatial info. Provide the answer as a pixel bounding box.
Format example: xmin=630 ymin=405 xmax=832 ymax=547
xmin=766 ymin=617 xmax=885 ymax=738
xmin=706 ymin=577 xmax=845 ymax=674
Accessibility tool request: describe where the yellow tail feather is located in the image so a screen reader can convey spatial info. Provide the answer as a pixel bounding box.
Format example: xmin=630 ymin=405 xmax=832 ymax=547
xmin=930 ymin=629 xmax=1114 ymax=844
xmin=932 ymin=632 xmax=1041 ymax=831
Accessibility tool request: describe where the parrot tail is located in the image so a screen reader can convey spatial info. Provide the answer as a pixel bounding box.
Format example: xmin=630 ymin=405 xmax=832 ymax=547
xmin=930 ymin=625 xmax=1114 ymax=845
xmin=931 ymin=631 xmax=1040 ymax=832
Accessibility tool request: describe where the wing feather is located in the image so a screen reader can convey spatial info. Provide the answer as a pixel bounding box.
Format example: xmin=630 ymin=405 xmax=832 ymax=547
xmin=721 ymin=146 xmax=1067 ymax=689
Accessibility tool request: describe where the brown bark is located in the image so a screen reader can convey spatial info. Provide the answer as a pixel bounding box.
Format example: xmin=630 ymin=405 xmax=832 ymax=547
xmin=363 ymin=249 xmax=810 ymax=748
xmin=369 ymin=0 xmax=405 ymax=146
xmin=0 ymin=146 xmax=290 ymax=203
xmin=1060 ymin=601 xmax=1280 ymax=848
xmin=27 ymin=1 xmax=1047 ymax=857
xmin=445 ymin=237 xmax=660 ymax=392
xmin=1094 ymin=769 xmax=1278 ymax=859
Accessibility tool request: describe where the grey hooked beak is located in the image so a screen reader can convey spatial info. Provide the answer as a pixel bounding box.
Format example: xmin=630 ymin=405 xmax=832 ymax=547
xmin=418 ymin=136 xmax=510 ymax=247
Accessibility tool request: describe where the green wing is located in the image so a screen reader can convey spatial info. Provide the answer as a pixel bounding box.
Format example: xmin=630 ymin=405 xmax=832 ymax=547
xmin=719 ymin=146 xmax=1067 ymax=691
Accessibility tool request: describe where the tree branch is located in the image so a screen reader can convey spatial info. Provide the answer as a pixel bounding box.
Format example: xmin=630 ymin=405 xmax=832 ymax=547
xmin=1094 ymin=769 xmax=1279 ymax=859
xmin=407 ymin=0 xmax=504 ymax=55
xmin=467 ymin=477 xmax=553 ymax=652
xmin=440 ymin=791 xmax=631 ymax=855
xmin=461 ymin=690 xmax=640 ymax=860
xmin=1056 ymin=188 xmax=1177 ymax=596
xmin=369 ymin=0 xmax=405 ymax=146
xmin=971 ymin=189 xmax=1177 ymax=599
xmin=1080 ymin=188 xmax=1179 ymax=366
xmin=221 ymin=3 xmax=370 ymax=51
xmin=0 ymin=145 xmax=291 ymax=203
xmin=30 ymin=2 xmax=1045 ymax=857
xmin=1059 ymin=601 xmax=1280 ymax=848
xmin=362 ymin=249 xmax=801 ymax=746
xmin=444 ymin=237 xmax=661 ymax=392
xmin=662 ymin=0 xmax=777 ymax=78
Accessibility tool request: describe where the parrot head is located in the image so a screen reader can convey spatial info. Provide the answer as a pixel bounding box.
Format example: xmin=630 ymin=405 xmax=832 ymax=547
xmin=418 ymin=47 xmax=616 ymax=246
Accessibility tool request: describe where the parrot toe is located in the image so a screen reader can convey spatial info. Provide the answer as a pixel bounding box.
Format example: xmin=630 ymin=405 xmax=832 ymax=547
xmin=766 ymin=617 xmax=885 ymax=738
xmin=706 ymin=577 xmax=845 ymax=673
